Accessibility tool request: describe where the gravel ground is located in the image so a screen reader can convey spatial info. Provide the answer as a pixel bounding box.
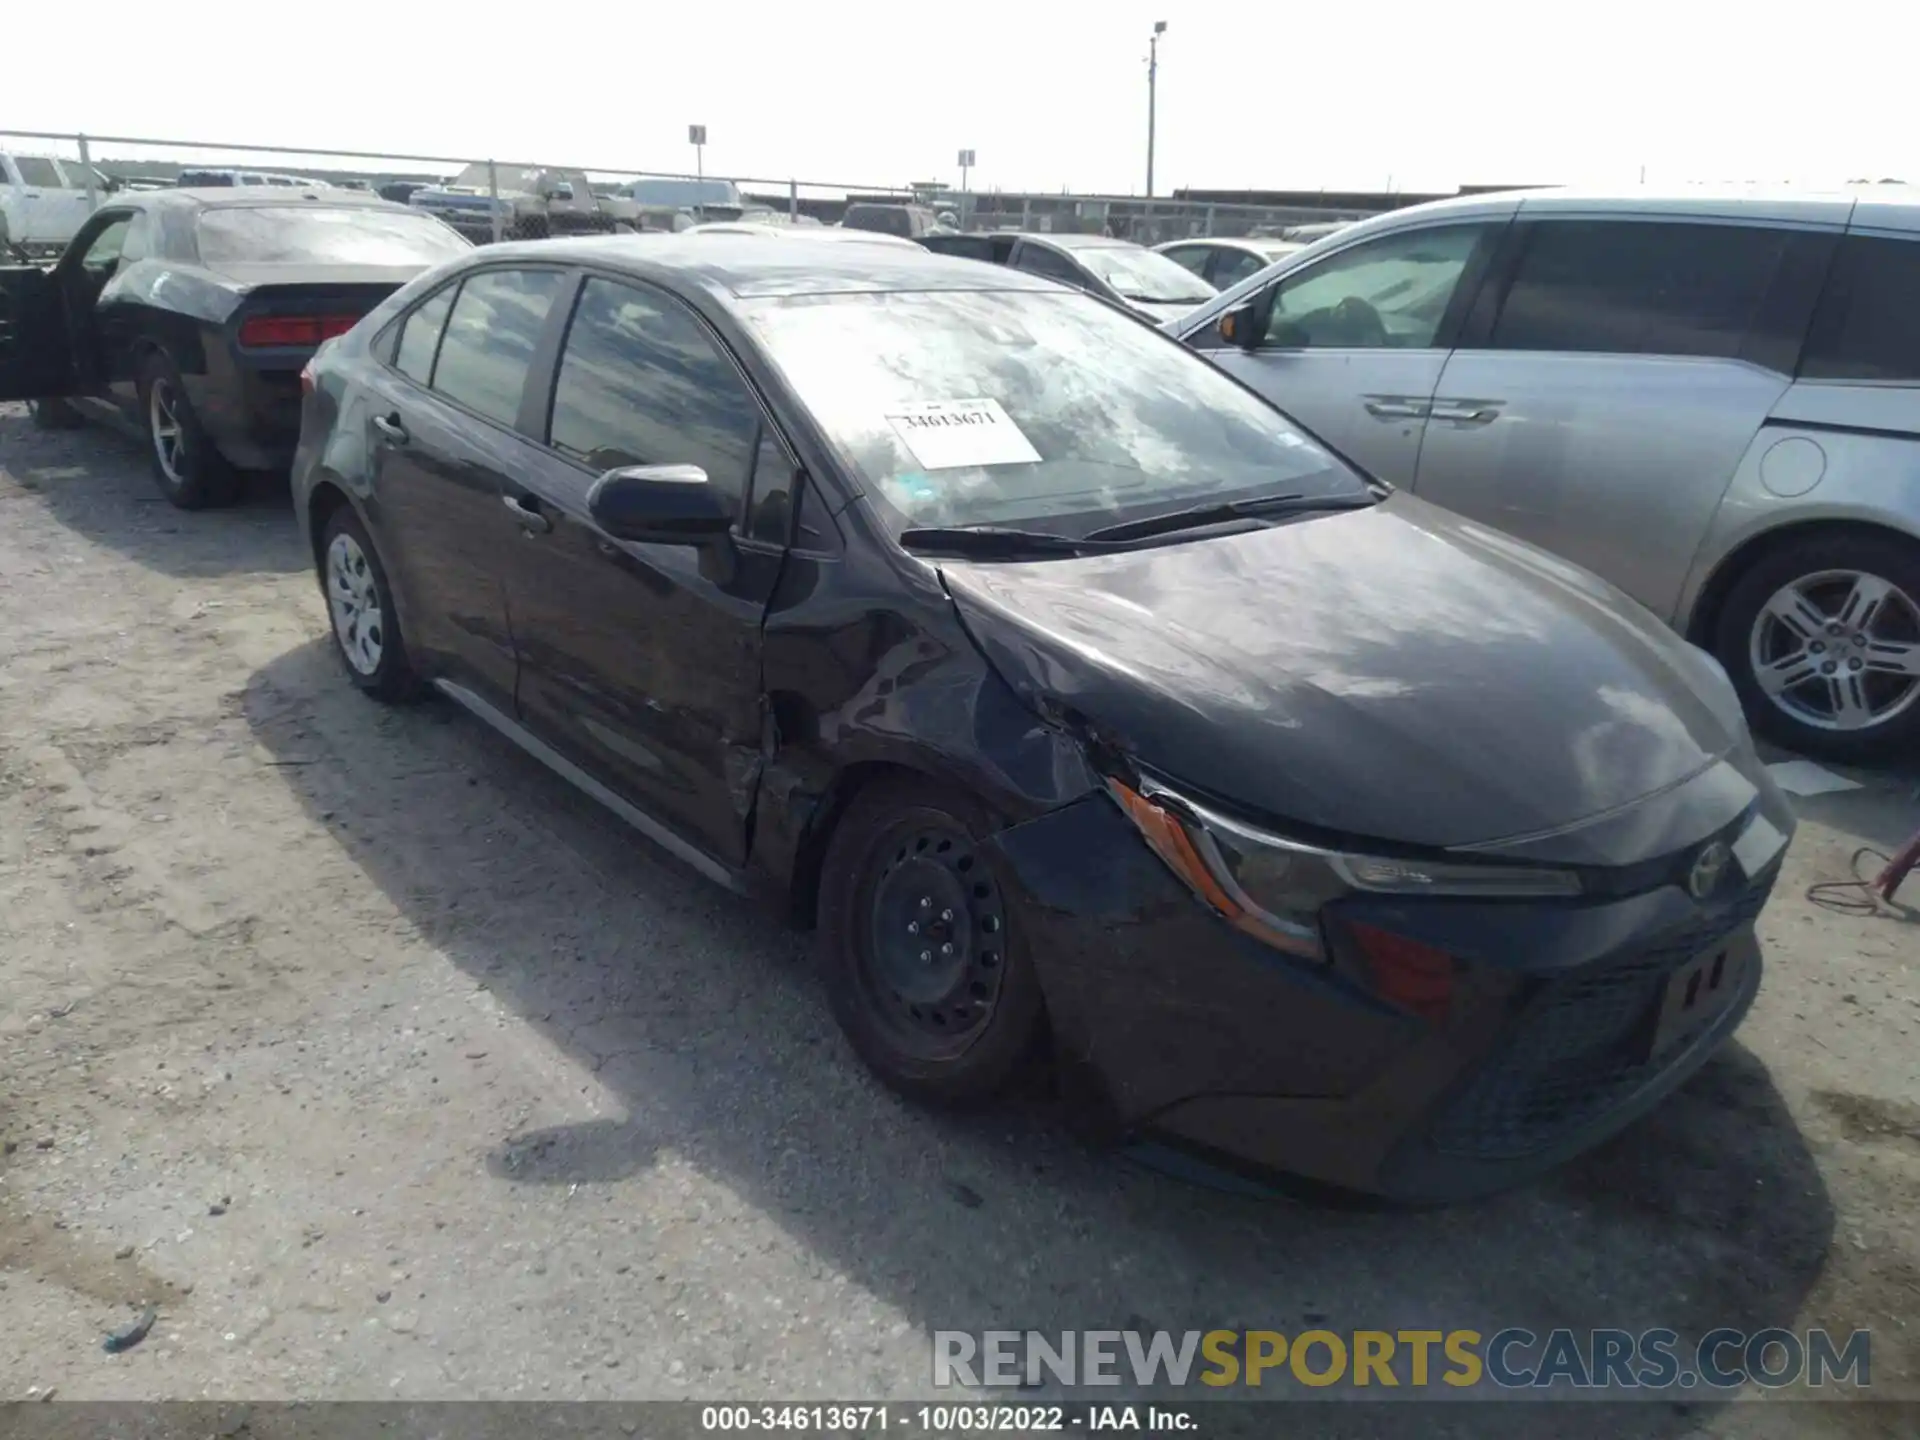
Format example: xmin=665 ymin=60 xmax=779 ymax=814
xmin=1 ymin=402 xmax=1916 ymax=1436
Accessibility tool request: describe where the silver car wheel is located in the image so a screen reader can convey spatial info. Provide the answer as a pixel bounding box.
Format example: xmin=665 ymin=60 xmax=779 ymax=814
xmin=326 ymin=532 xmax=385 ymax=677
xmin=1749 ymin=568 xmax=1920 ymax=732
xmin=149 ymin=378 xmax=185 ymax=484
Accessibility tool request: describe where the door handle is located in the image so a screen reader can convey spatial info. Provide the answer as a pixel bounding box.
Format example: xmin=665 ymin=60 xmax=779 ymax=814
xmin=502 ymin=493 xmax=552 ymax=535
xmin=1363 ymin=397 xmax=1429 ymax=420
xmin=1429 ymin=402 xmax=1500 ymax=424
xmin=371 ymin=413 xmax=409 ymax=445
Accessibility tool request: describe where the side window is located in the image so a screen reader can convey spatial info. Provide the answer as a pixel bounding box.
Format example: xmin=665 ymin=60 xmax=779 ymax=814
xmin=928 ymin=235 xmax=994 ymax=262
xmin=117 ymin=213 xmax=153 ymax=265
xmin=1488 ymin=220 xmax=1790 ymax=360
xmin=1013 ymin=244 xmax=1084 ymax=286
xmin=1160 ymin=245 xmax=1210 ymax=278
xmin=1211 ymin=250 xmax=1267 ymax=288
xmin=13 ymin=156 xmax=64 ymax=188
xmin=431 ymin=268 xmax=566 ymax=427
xmin=393 ymin=284 xmax=457 ymax=385
xmin=1263 ymin=223 xmax=1488 ymax=349
xmin=76 ymin=217 xmax=132 ymax=275
xmin=746 ymin=429 xmax=795 ymax=544
xmin=546 ymin=276 xmax=761 ymax=510
xmin=1800 ymin=235 xmax=1920 ymax=383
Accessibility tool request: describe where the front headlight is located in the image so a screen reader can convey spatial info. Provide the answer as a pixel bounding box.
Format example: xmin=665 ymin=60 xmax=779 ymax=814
xmin=1106 ymin=775 xmax=1582 ymax=958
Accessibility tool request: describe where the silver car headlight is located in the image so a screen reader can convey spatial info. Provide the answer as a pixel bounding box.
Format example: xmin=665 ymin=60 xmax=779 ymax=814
xmin=1106 ymin=774 xmax=1582 ymax=959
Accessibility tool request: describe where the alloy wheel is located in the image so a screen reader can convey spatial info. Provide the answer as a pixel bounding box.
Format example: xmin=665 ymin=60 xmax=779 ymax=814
xmin=149 ymin=379 xmax=185 ymax=485
xmin=326 ymin=532 xmax=385 ymax=677
xmin=1748 ymin=568 xmax=1920 ymax=731
xmin=860 ymin=820 xmax=1008 ymax=1060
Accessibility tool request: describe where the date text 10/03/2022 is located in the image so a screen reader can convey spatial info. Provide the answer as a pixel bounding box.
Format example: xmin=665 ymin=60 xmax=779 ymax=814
xmin=700 ymin=1405 xmax=1198 ymax=1431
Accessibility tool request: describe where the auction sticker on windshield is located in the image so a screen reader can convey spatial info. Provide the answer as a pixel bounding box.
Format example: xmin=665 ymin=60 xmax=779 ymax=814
xmin=886 ymin=399 xmax=1042 ymax=470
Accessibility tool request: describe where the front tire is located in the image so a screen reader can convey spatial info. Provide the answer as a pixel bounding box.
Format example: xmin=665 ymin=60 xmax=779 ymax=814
xmin=29 ymin=396 xmax=83 ymax=430
xmin=320 ymin=507 xmax=419 ymax=702
xmin=1714 ymin=532 xmax=1920 ymax=763
xmin=138 ymin=352 xmax=241 ymax=509
xmin=817 ymin=778 xmax=1046 ymax=1104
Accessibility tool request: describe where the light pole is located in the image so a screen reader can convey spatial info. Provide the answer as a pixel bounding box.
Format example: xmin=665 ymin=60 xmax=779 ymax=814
xmin=958 ymin=148 xmax=975 ymax=228
xmin=1146 ymin=20 xmax=1167 ymax=198
xmin=689 ymin=124 xmax=707 ymax=187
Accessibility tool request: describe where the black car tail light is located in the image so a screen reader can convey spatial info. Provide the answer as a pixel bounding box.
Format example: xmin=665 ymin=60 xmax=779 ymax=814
xmin=1348 ymin=922 xmax=1457 ymax=1023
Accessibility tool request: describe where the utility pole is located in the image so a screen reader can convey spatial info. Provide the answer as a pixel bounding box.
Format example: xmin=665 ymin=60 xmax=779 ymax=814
xmin=689 ymin=124 xmax=707 ymax=186
xmin=958 ymin=149 xmax=975 ymax=228
xmin=1146 ymin=21 xmax=1167 ymax=198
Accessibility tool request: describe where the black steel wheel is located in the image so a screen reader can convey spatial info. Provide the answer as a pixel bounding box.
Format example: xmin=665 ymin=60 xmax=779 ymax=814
xmin=818 ymin=778 xmax=1045 ymax=1103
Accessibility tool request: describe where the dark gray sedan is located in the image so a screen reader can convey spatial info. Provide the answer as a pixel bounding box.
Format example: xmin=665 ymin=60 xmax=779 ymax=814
xmin=288 ymin=234 xmax=1792 ymax=1201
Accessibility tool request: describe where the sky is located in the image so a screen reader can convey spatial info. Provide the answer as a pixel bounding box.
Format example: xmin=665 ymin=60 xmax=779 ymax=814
xmin=7 ymin=0 xmax=1916 ymax=197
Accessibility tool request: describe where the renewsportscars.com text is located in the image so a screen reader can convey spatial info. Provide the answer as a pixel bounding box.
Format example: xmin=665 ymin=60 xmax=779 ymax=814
xmin=933 ymin=1327 xmax=1871 ymax=1392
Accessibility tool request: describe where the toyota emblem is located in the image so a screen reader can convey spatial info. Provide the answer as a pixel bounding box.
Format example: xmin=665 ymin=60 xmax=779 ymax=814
xmin=1688 ymin=841 xmax=1733 ymax=899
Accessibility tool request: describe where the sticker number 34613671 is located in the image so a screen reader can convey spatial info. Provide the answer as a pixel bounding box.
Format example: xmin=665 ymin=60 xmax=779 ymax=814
xmin=884 ymin=398 xmax=1042 ymax=471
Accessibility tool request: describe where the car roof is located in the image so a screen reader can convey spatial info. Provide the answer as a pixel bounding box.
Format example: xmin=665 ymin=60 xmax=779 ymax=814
xmin=466 ymin=232 xmax=1066 ymax=300
xmin=1348 ymin=183 xmax=1920 ymax=232
xmin=128 ymin=188 xmax=420 ymax=215
xmin=688 ymin=222 xmax=923 ymax=248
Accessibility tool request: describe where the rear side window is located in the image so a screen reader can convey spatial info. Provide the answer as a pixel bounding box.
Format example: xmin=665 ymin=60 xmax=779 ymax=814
xmin=546 ymin=276 xmax=760 ymax=508
xmin=431 ymin=269 xmax=567 ymax=427
xmin=394 ymin=285 xmax=456 ymax=384
xmin=1490 ymin=220 xmax=1790 ymax=360
xmin=14 ymin=157 xmax=68 ymax=187
xmin=845 ymin=206 xmax=911 ymax=238
xmin=1012 ymin=244 xmax=1084 ymax=286
xmin=1800 ymin=235 xmax=1920 ymax=383
xmin=924 ymin=234 xmax=995 ymax=262
xmin=1211 ymin=249 xmax=1268 ymax=288
xmin=195 ymin=206 xmax=472 ymax=267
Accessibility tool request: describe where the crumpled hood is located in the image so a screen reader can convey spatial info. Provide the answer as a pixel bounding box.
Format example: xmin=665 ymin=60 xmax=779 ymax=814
xmin=941 ymin=494 xmax=1754 ymax=856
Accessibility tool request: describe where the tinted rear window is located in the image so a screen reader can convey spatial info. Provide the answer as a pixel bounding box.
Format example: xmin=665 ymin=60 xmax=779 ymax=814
xmin=13 ymin=157 xmax=68 ymax=187
xmin=195 ymin=207 xmax=472 ymax=267
xmin=845 ymin=206 xmax=912 ymax=238
xmin=1490 ymin=219 xmax=1790 ymax=360
xmin=1800 ymin=235 xmax=1920 ymax=383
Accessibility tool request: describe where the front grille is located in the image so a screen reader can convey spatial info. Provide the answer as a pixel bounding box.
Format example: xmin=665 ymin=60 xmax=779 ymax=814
xmin=1427 ymin=883 xmax=1770 ymax=1160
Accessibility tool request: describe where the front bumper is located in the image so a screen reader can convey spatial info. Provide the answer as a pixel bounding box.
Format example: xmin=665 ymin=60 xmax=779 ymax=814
xmin=990 ymin=792 xmax=1781 ymax=1203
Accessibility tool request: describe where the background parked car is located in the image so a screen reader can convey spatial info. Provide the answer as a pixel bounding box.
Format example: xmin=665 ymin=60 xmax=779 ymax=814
xmin=919 ymin=230 xmax=1216 ymax=323
xmin=378 ymin=180 xmax=431 ymax=207
xmin=684 ymin=221 xmax=924 ymax=248
xmin=1171 ymin=186 xmax=1920 ymax=761
xmin=842 ymin=203 xmax=945 ymax=239
xmin=290 ymin=233 xmax=1791 ymax=1202
xmin=409 ymin=164 xmax=639 ymax=242
xmin=1156 ymin=235 xmax=1308 ymax=289
xmin=0 ymin=188 xmax=470 ymax=508
xmin=1 ymin=151 xmax=98 ymax=258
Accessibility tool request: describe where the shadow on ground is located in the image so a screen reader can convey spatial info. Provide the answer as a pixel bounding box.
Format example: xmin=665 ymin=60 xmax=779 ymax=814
xmin=242 ymin=636 xmax=1840 ymax=1438
xmin=0 ymin=407 xmax=305 ymax=579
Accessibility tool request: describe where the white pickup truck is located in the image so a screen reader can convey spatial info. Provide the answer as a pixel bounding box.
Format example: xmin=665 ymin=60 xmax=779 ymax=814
xmin=1 ymin=152 xmax=99 ymax=258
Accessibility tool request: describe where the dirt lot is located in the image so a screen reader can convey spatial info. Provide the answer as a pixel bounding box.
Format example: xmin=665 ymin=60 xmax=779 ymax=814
xmin=1 ymin=402 xmax=1917 ymax=1435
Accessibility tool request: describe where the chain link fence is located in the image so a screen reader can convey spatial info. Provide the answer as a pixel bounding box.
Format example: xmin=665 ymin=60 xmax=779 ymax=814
xmin=3 ymin=129 xmax=1370 ymax=257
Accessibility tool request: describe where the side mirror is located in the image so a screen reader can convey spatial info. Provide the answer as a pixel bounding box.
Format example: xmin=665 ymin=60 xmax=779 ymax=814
xmin=1217 ymin=299 xmax=1261 ymax=351
xmin=588 ymin=464 xmax=734 ymax=545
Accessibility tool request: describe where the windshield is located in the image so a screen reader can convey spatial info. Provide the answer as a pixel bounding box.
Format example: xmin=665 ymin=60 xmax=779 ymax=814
xmin=446 ymin=163 xmax=543 ymax=193
xmin=1071 ymin=245 xmax=1216 ymax=304
xmin=195 ymin=207 xmax=472 ymax=266
xmin=742 ymin=289 xmax=1368 ymax=534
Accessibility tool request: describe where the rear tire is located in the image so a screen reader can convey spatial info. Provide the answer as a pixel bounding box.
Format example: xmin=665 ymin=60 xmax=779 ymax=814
xmin=319 ymin=506 xmax=420 ymax=703
xmin=817 ymin=778 xmax=1046 ymax=1105
xmin=29 ymin=396 xmax=83 ymax=430
xmin=1713 ymin=531 xmax=1920 ymax=763
xmin=138 ymin=351 xmax=241 ymax=510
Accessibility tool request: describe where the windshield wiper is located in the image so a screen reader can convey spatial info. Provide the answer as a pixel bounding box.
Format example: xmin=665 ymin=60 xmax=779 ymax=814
xmin=1083 ymin=491 xmax=1378 ymax=545
xmin=898 ymin=525 xmax=1099 ymax=559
